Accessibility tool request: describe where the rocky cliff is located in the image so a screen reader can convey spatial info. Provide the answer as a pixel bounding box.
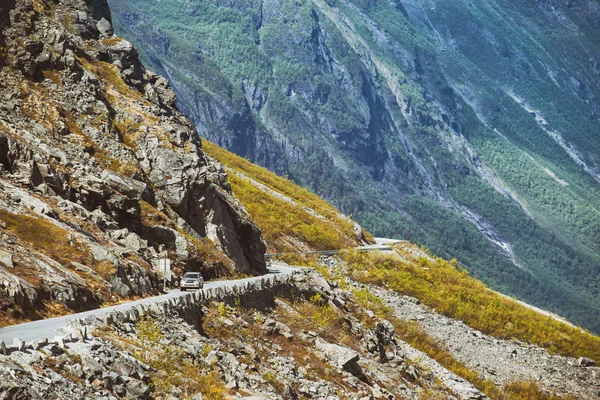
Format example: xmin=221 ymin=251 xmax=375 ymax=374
xmin=0 ymin=0 xmax=266 ymax=326
xmin=108 ymin=0 xmax=600 ymax=334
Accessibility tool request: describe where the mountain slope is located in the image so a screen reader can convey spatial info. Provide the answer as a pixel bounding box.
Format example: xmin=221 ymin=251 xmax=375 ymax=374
xmin=0 ymin=0 xmax=265 ymax=326
xmin=201 ymin=139 xmax=373 ymax=253
xmin=108 ymin=0 xmax=600 ymax=333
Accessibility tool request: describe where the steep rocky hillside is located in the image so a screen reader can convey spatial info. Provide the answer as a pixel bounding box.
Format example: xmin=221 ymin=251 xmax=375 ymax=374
xmin=0 ymin=0 xmax=267 ymax=326
xmin=108 ymin=0 xmax=600 ymax=332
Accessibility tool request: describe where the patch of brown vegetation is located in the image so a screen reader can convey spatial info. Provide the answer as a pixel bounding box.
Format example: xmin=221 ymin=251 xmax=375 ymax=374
xmin=19 ymin=82 xmax=62 ymax=133
xmin=41 ymin=69 xmax=63 ymax=86
xmin=101 ymin=37 xmax=123 ymax=46
xmin=502 ymin=382 xmax=574 ymax=400
xmin=0 ymin=209 xmax=87 ymax=267
xmin=139 ymin=201 xmax=174 ymax=228
xmin=77 ymin=57 xmax=141 ymax=101
xmin=92 ymin=260 xmax=116 ymax=281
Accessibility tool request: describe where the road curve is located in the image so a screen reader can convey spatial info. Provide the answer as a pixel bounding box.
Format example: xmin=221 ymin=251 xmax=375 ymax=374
xmin=264 ymin=238 xmax=402 ymax=259
xmin=0 ymin=264 xmax=297 ymax=344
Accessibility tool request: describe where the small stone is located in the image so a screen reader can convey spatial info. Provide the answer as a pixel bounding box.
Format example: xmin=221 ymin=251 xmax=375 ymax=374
xmin=126 ymin=379 xmax=150 ymax=397
xmin=92 ymin=378 xmax=103 ymax=387
xmin=13 ymin=337 xmax=25 ymax=352
xmin=69 ymin=363 xmax=84 ymax=379
xmin=0 ymin=340 xmax=6 ymax=355
xmin=223 ymin=319 xmax=235 ymax=328
xmin=205 ymin=351 xmax=218 ymax=366
xmin=96 ymin=17 xmax=113 ymax=37
xmin=225 ymin=379 xmax=237 ymax=390
xmin=263 ymin=319 xmax=277 ymax=328
xmin=315 ymin=339 xmax=360 ymax=371
xmin=112 ymin=385 xmax=126 ymax=396
xmin=578 ymin=357 xmax=596 ymax=367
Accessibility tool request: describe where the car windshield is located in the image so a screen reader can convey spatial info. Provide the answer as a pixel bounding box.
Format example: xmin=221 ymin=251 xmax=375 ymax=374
xmin=183 ymin=273 xmax=200 ymax=279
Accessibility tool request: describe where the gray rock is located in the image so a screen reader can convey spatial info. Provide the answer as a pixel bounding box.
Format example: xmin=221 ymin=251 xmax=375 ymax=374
xmin=111 ymin=355 xmax=144 ymax=380
xmin=13 ymin=337 xmax=25 ymax=352
xmin=33 ymin=338 xmax=48 ymax=350
xmin=90 ymin=209 xmax=119 ymax=230
xmin=0 ymin=249 xmax=14 ymax=268
xmin=96 ymin=17 xmax=113 ymax=38
xmin=173 ymin=230 xmax=189 ymax=260
xmin=315 ymin=339 xmax=360 ymax=371
xmin=204 ymin=350 xmax=218 ymax=365
xmin=125 ymin=378 xmax=150 ymax=398
xmin=68 ymin=363 xmax=85 ymax=379
xmin=101 ymin=171 xmax=146 ymax=200
xmin=123 ymin=233 xmax=148 ymax=252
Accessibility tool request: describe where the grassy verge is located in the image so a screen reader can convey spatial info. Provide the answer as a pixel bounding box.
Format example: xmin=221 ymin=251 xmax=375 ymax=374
xmin=226 ymin=173 xmax=355 ymax=252
xmin=341 ymin=248 xmax=600 ymax=363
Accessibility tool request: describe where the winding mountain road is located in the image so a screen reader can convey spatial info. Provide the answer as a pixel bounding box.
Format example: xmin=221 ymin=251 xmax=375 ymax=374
xmin=0 ymin=238 xmax=400 ymax=345
xmin=0 ymin=265 xmax=297 ymax=345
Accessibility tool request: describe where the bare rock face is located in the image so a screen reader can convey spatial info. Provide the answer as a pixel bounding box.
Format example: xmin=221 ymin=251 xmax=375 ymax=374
xmin=0 ymin=0 xmax=266 ymax=324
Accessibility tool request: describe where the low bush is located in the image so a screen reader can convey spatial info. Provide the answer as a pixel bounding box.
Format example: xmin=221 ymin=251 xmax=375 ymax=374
xmin=135 ymin=316 xmax=227 ymax=399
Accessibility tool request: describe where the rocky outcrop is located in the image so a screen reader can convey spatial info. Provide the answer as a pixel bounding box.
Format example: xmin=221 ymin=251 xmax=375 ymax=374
xmin=0 ymin=0 xmax=266 ymax=324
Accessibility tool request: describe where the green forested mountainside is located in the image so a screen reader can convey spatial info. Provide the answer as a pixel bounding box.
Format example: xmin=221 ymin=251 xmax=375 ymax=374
xmin=109 ymin=0 xmax=600 ymax=333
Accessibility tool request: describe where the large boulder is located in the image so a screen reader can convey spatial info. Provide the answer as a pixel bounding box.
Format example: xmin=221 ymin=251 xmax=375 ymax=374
xmin=135 ymin=133 xmax=266 ymax=275
xmin=315 ymin=339 xmax=363 ymax=378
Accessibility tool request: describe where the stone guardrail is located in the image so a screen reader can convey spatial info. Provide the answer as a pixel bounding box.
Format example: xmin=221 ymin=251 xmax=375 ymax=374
xmin=0 ymin=271 xmax=300 ymax=355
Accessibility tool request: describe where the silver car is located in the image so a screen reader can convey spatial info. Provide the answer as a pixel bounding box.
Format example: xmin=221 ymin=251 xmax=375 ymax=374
xmin=180 ymin=272 xmax=204 ymax=291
